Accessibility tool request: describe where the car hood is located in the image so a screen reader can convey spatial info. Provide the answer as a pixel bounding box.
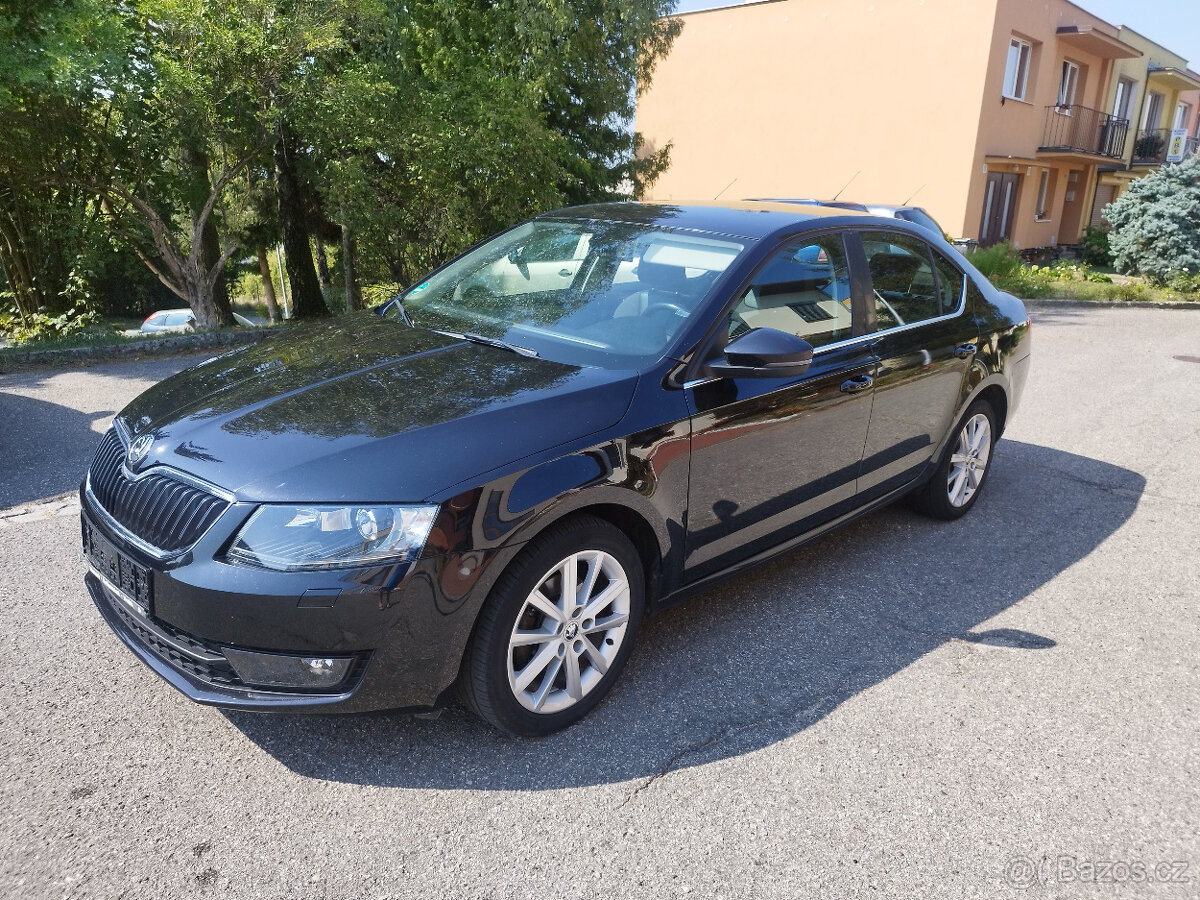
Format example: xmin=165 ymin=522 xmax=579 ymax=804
xmin=117 ymin=313 xmax=639 ymax=502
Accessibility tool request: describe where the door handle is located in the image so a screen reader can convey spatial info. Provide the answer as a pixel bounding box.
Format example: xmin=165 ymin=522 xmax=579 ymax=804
xmin=839 ymin=374 xmax=873 ymax=394
xmin=559 ymin=268 xmax=573 ymax=277
xmin=954 ymin=343 xmax=977 ymax=360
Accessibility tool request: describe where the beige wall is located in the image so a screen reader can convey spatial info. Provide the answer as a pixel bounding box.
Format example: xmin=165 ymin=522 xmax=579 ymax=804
xmin=636 ymin=0 xmax=1000 ymax=236
xmin=1182 ymin=89 xmax=1200 ymax=136
xmin=636 ymin=0 xmax=1167 ymax=248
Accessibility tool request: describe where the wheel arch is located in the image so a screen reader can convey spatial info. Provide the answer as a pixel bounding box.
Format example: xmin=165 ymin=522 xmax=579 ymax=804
xmin=973 ymin=382 xmax=1009 ymax=438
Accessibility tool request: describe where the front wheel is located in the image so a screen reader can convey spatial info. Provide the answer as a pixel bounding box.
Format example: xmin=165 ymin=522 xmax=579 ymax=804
xmin=460 ymin=515 xmax=645 ymax=736
xmin=910 ymin=399 xmax=996 ymax=520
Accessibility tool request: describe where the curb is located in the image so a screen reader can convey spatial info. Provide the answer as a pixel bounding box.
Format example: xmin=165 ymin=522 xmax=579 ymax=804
xmin=0 ymin=328 xmax=271 ymax=371
xmin=1021 ymin=297 xmax=1200 ymax=310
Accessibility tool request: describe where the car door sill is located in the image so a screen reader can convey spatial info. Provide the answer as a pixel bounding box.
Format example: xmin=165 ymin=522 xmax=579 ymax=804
xmin=655 ymin=471 xmax=928 ymax=611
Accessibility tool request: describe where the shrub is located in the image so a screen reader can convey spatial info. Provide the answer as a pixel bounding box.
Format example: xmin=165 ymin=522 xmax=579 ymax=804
xmin=1079 ymin=226 xmax=1113 ymax=268
xmin=1105 ymin=153 xmax=1200 ymax=283
xmin=1167 ymin=271 xmax=1200 ymax=294
xmin=969 ymin=243 xmax=1024 ymax=281
xmin=1110 ymin=282 xmax=1147 ymax=302
xmin=0 ymin=294 xmax=99 ymax=345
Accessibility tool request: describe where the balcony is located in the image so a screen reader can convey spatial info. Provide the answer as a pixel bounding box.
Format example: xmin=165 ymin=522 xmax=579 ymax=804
xmin=1132 ymin=128 xmax=1199 ymax=165
xmin=1038 ymin=105 xmax=1128 ymax=159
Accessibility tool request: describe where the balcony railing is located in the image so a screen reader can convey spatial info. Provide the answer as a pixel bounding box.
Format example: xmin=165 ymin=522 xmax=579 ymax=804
xmin=1038 ymin=105 xmax=1128 ymax=159
xmin=1133 ymin=128 xmax=1199 ymax=165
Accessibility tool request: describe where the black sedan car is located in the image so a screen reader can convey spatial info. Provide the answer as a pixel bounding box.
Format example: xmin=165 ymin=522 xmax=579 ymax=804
xmin=81 ymin=201 xmax=1030 ymax=735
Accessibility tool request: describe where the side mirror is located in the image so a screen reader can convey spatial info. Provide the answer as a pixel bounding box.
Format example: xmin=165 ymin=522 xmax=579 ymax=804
xmin=709 ymin=328 xmax=814 ymax=378
xmin=507 ymin=245 xmax=529 ymax=277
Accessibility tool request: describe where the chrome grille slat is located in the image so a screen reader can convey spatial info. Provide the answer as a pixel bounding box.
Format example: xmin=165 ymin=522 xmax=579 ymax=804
xmin=88 ymin=429 xmax=229 ymax=554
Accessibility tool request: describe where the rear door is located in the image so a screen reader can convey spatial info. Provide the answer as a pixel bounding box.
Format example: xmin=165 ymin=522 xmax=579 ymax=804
xmin=853 ymin=230 xmax=978 ymax=503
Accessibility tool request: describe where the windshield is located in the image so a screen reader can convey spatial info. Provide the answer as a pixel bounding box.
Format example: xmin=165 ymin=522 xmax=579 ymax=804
xmin=386 ymin=218 xmax=747 ymax=367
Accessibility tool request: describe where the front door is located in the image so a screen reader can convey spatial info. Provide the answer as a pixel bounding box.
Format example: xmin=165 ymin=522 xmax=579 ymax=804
xmin=684 ymin=233 xmax=876 ymax=581
xmin=979 ymin=172 xmax=1020 ymax=247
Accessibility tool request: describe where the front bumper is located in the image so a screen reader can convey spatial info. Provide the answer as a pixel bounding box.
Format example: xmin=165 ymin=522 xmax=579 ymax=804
xmin=80 ymin=487 xmax=500 ymax=713
xmin=86 ymin=569 xmax=368 ymax=708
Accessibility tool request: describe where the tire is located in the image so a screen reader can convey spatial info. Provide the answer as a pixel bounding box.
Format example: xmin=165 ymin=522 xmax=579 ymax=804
xmin=460 ymin=515 xmax=645 ymax=736
xmin=909 ymin=398 xmax=997 ymax=520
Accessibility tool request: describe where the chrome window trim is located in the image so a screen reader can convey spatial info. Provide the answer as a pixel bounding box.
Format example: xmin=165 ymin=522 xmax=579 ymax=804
xmin=809 ymin=279 xmax=965 ymax=357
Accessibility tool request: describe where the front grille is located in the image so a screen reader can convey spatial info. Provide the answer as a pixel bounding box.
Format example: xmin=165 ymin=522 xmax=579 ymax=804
xmin=89 ymin=429 xmax=229 ymax=554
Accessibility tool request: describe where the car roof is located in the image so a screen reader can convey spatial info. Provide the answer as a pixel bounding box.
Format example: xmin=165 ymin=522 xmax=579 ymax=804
xmin=539 ymin=200 xmax=876 ymax=242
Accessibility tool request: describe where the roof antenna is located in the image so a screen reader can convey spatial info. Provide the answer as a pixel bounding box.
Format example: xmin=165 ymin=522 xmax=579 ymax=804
xmin=831 ymin=171 xmax=860 ymax=201
xmin=902 ymin=184 xmax=925 ymax=205
xmin=713 ymin=177 xmax=737 ymax=200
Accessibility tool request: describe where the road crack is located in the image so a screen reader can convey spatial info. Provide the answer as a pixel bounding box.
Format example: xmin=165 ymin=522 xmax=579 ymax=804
xmin=619 ymin=690 xmax=843 ymax=808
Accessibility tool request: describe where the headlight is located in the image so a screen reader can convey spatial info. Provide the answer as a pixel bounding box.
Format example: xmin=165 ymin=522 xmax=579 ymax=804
xmin=225 ymin=504 xmax=438 ymax=571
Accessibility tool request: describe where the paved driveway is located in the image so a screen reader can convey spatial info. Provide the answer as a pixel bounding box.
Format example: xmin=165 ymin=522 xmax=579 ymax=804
xmin=1 ymin=308 xmax=1197 ymax=898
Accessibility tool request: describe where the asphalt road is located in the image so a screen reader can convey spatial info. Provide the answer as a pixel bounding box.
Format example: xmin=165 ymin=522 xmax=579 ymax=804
xmin=1 ymin=307 xmax=1198 ymax=899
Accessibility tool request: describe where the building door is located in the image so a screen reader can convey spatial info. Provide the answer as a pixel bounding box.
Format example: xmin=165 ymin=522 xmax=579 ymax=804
xmin=979 ymin=172 xmax=1020 ymax=246
xmin=1089 ymin=183 xmax=1115 ymax=229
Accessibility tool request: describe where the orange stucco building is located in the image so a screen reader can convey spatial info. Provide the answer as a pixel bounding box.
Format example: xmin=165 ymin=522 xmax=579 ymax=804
xmin=636 ymin=0 xmax=1199 ymax=248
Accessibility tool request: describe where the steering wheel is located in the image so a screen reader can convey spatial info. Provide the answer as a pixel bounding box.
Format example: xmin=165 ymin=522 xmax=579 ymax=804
xmin=644 ymin=301 xmax=689 ymax=318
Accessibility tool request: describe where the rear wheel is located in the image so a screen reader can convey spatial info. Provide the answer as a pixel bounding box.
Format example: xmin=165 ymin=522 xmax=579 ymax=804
xmin=910 ymin=399 xmax=996 ymax=520
xmin=461 ymin=515 xmax=645 ymax=736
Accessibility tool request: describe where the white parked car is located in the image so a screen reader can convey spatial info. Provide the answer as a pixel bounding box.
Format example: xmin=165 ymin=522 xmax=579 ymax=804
xmin=139 ymin=309 xmax=265 ymax=334
xmin=140 ymin=310 xmax=197 ymax=334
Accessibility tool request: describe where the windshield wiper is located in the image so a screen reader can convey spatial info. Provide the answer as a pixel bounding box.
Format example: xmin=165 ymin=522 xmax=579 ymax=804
xmin=433 ymin=329 xmax=539 ymax=358
xmin=379 ymin=294 xmax=414 ymax=327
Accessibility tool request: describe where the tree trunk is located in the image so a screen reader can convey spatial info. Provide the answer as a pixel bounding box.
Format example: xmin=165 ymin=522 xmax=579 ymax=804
xmin=341 ymin=224 xmax=363 ymax=312
xmin=273 ymin=123 xmax=328 ymax=319
xmin=181 ymin=145 xmax=234 ymax=326
xmin=0 ymin=215 xmax=39 ymax=316
xmin=313 ymin=237 xmax=332 ymax=295
xmin=257 ymin=246 xmax=280 ymax=323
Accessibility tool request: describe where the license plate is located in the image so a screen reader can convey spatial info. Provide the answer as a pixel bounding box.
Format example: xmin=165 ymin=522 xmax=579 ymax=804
xmin=83 ymin=518 xmax=152 ymax=615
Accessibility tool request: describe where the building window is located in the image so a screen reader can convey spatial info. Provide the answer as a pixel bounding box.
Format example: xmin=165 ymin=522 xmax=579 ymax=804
xmin=1174 ymin=102 xmax=1190 ymax=131
xmin=1003 ymin=38 xmax=1032 ymax=100
xmin=1057 ymin=61 xmax=1080 ymax=108
xmin=1143 ymin=91 xmax=1163 ymax=130
xmin=1036 ymin=170 xmax=1051 ymax=219
xmin=1112 ymin=77 xmax=1136 ymax=122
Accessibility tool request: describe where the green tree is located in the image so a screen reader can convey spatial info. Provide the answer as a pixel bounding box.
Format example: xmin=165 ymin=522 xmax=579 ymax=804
xmin=0 ymin=0 xmax=126 ymax=322
xmin=303 ymin=0 xmax=683 ymax=287
xmin=1105 ymin=154 xmax=1200 ymax=283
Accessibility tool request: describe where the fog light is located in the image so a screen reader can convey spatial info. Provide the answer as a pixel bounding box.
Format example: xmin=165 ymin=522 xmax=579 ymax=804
xmin=223 ymin=647 xmax=354 ymax=689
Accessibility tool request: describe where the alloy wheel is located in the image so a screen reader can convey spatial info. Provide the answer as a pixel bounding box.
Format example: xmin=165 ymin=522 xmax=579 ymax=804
xmin=947 ymin=412 xmax=992 ymax=507
xmin=506 ymin=550 xmax=631 ymax=714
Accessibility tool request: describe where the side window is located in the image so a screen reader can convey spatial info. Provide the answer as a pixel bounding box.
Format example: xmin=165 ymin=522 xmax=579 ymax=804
xmin=861 ymin=232 xmax=940 ymax=330
xmin=931 ymin=251 xmax=965 ymax=315
xmin=521 ymin=231 xmax=586 ymax=263
xmin=728 ymin=234 xmax=852 ymax=349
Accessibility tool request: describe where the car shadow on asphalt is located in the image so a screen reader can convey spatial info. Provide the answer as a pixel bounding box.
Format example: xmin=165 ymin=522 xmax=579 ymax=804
xmin=0 ymin=392 xmax=113 ymax=508
xmin=225 ymin=439 xmax=1144 ymax=790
